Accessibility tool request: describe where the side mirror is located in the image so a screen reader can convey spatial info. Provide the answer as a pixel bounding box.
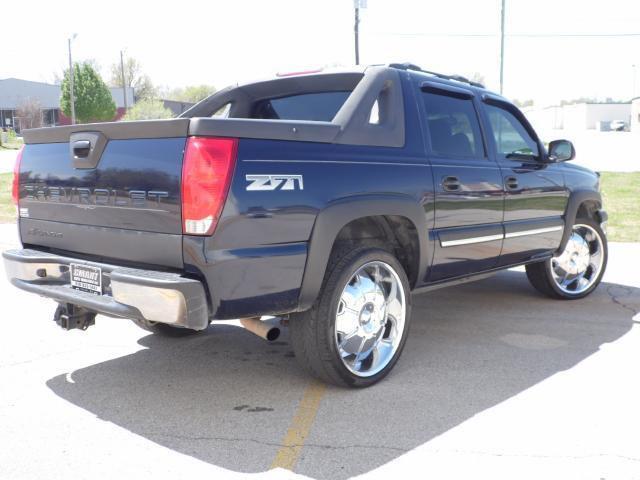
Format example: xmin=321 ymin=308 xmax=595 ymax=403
xmin=547 ymin=139 xmax=575 ymax=163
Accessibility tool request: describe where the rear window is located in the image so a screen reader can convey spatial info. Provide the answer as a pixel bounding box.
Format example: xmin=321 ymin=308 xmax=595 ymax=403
xmin=250 ymin=91 xmax=351 ymax=121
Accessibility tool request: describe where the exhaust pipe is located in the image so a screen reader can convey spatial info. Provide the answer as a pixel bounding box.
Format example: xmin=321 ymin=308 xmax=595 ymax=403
xmin=239 ymin=317 xmax=280 ymax=342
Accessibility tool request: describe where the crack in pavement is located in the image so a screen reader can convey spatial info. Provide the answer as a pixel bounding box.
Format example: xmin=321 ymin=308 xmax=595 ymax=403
xmin=143 ymin=431 xmax=408 ymax=453
xmin=605 ymin=284 xmax=640 ymax=317
xmin=144 ymin=431 xmax=640 ymax=460
xmin=129 ymin=432 xmax=640 ymax=471
xmin=424 ymin=447 xmax=640 ymax=463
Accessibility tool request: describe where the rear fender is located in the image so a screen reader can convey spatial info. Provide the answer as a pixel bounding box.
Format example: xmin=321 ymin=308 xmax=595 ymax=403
xmin=297 ymin=194 xmax=429 ymax=311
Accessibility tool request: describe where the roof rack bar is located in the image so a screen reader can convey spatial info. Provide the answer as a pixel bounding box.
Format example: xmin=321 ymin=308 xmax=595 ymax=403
xmin=388 ymin=62 xmax=485 ymax=89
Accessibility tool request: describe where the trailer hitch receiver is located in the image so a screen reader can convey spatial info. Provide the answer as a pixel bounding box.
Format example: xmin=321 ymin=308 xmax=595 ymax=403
xmin=53 ymin=303 xmax=96 ymax=331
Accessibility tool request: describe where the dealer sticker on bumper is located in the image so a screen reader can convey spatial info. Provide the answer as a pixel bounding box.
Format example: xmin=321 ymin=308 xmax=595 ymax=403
xmin=70 ymin=263 xmax=102 ymax=295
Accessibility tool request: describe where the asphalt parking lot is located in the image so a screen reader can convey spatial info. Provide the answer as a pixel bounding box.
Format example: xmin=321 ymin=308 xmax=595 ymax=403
xmin=1 ymin=223 xmax=639 ymax=480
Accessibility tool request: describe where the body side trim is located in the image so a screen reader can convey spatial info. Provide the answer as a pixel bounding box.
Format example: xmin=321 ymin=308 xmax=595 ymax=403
xmin=441 ymin=234 xmax=503 ymax=247
xmin=504 ymin=225 xmax=562 ymax=239
xmin=242 ymin=159 xmax=428 ymax=167
xmin=438 ymin=218 xmax=564 ymax=247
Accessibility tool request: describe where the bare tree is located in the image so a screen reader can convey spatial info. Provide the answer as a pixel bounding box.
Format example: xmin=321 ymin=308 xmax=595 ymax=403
xmin=16 ymin=98 xmax=43 ymax=130
xmin=109 ymin=57 xmax=156 ymax=101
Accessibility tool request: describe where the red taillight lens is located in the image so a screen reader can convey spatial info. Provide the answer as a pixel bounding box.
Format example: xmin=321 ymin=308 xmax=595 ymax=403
xmin=181 ymin=137 xmax=238 ymax=235
xmin=12 ymin=146 xmax=24 ymax=206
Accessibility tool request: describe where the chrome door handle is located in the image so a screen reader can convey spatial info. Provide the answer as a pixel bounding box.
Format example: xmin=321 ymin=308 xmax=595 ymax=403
xmin=505 ymin=176 xmax=519 ymax=190
xmin=442 ymin=176 xmax=461 ymax=192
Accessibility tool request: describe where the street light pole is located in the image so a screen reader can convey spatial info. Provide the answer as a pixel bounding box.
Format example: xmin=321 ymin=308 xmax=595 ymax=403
xmin=68 ymin=35 xmax=77 ymax=125
xmin=499 ymin=0 xmax=506 ymax=95
xmin=120 ymin=50 xmax=128 ymax=111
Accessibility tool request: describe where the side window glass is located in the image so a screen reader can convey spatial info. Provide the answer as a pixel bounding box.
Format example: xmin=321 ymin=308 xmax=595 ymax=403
xmin=369 ymin=99 xmax=380 ymax=124
xmin=422 ymin=92 xmax=484 ymax=158
xmin=485 ymin=104 xmax=539 ymax=158
xmin=250 ymin=91 xmax=351 ymax=121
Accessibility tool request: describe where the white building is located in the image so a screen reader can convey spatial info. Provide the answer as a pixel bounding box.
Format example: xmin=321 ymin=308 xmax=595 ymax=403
xmin=524 ymin=102 xmax=632 ymax=132
xmin=0 ymin=78 xmax=135 ymax=132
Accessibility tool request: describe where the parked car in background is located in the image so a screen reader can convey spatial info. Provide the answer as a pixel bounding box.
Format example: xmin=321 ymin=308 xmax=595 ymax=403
xmin=610 ymin=120 xmax=626 ymax=131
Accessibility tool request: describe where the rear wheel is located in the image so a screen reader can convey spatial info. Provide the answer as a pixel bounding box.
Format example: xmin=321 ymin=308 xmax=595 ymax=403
xmin=132 ymin=319 xmax=202 ymax=337
xmin=526 ymin=217 xmax=607 ymax=299
xmin=289 ymin=246 xmax=411 ymax=388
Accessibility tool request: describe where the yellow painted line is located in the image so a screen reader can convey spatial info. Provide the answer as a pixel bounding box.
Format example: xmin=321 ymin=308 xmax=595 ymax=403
xmin=270 ymin=379 xmax=327 ymax=471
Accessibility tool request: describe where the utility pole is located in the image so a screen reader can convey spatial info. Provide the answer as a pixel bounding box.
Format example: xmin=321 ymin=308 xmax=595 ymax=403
xmin=354 ymin=7 xmax=360 ymax=65
xmin=353 ymin=0 xmax=366 ymax=65
xmin=499 ymin=0 xmax=506 ymax=95
xmin=120 ymin=50 xmax=128 ymax=111
xmin=68 ymin=34 xmax=77 ymax=124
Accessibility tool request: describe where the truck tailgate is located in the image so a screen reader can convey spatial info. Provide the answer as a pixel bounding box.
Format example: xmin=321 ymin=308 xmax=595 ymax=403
xmin=18 ymin=121 xmax=188 ymax=268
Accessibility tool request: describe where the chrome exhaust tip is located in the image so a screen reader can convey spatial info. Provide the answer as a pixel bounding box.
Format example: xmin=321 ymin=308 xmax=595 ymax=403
xmin=239 ymin=317 xmax=281 ymax=342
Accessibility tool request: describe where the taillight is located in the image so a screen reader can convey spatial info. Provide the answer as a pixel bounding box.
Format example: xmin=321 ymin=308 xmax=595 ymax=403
xmin=12 ymin=146 xmax=24 ymax=206
xmin=181 ymin=137 xmax=238 ymax=235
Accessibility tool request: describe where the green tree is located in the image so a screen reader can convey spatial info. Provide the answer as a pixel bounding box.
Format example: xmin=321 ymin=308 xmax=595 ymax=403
xmin=165 ymin=84 xmax=216 ymax=103
xmin=61 ymin=62 xmax=116 ymax=123
xmin=109 ymin=57 xmax=157 ymax=101
xmin=122 ymin=98 xmax=173 ymax=121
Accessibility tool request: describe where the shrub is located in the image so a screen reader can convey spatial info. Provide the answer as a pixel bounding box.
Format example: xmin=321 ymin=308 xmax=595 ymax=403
xmin=122 ymin=99 xmax=173 ymax=121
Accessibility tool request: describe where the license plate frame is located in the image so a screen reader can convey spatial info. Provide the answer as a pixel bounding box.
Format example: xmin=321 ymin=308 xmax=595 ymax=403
xmin=70 ymin=263 xmax=103 ymax=295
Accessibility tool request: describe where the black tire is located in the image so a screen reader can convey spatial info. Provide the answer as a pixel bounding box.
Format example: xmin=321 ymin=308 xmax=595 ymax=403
xmin=526 ymin=217 xmax=608 ymax=300
xmin=289 ymin=246 xmax=412 ymax=388
xmin=132 ymin=318 xmax=203 ymax=337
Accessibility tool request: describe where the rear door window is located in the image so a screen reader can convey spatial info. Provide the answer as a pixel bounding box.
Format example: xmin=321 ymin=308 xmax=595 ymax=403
xmin=251 ymin=91 xmax=351 ymax=121
xmin=422 ymin=92 xmax=485 ymax=158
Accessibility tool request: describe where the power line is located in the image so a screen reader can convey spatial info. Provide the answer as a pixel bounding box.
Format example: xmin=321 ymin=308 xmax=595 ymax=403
xmin=510 ymin=33 xmax=640 ymax=37
xmin=368 ymin=32 xmax=640 ymax=38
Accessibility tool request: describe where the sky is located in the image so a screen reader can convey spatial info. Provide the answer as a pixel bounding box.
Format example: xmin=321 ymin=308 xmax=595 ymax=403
xmin=3 ymin=0 xmax=640 ymax=107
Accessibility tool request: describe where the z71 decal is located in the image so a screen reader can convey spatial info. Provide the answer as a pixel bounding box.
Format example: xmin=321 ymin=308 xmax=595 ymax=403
xmin=245 ymin=174 xmax=304 ymax=191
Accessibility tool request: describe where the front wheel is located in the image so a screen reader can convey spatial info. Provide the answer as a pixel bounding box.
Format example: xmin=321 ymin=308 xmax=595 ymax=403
xmin=289 ymin=247 xmax=411 ymax=388
xmin=526 ymin=218 xmax=607 ymax=299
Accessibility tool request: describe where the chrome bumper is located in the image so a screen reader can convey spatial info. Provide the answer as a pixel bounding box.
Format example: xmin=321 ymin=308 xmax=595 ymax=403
xmin=2 ymin=249 xmax=209 ymax=330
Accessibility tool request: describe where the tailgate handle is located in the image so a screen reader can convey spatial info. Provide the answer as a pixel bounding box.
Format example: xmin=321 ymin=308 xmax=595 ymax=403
xmin=69 ymin=132 xmax=107 ymax=169
xmin=73 ymin=140 xmax=91 ymax=158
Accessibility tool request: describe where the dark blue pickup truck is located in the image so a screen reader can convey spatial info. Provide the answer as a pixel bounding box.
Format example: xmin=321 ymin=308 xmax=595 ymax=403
xmin=3 ymin=63 xmax=608 ymax=387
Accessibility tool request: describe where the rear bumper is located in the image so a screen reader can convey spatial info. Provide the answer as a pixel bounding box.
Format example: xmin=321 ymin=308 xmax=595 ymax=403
xmin=2 ymin=248 xmax=209 ymax=330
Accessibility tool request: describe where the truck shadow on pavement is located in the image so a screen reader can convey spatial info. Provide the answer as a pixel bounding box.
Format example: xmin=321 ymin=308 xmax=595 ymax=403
xmin=46 ymin=270 xmax=639 ymax=479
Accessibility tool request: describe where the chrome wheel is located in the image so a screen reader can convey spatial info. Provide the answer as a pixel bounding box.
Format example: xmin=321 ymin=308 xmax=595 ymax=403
xmin=334 ymin=261 xmax=406 ymax=378
xmin=550 ymin=223 xmax=604 ymax=295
